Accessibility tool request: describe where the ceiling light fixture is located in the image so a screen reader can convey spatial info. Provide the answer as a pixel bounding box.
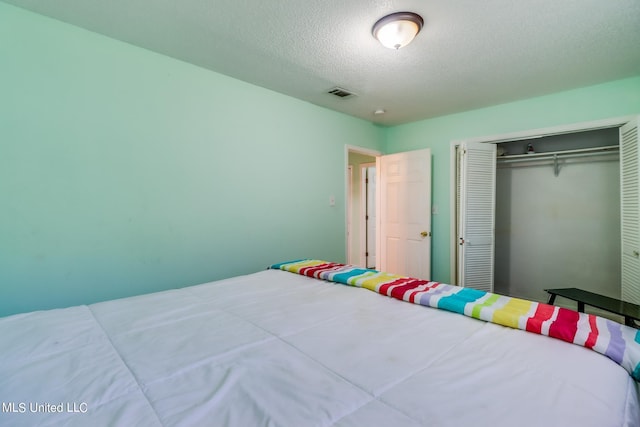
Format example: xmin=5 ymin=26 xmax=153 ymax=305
xmin=372 ymin=12 xmax=424 ymax=50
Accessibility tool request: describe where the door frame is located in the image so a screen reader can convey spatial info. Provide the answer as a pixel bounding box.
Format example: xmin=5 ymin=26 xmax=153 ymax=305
xmin=448 ymin=115 xmax=636 ymax=282
xmin=345 ymin=145 xmax=382 ymax=266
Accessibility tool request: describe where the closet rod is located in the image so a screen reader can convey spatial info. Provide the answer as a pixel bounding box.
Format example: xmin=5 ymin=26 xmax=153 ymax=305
xmin=496 ymin=145 xmax=619 ymax=164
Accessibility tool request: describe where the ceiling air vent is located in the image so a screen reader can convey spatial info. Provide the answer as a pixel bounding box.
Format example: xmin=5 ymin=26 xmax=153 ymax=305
xmin=327 ymin=87 xmax=356 ymax=99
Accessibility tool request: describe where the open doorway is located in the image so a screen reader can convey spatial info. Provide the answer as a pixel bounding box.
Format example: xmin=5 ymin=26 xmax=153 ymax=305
xmin=360 ymin=163 xmax=376 ymax=268
xmin=347 ymin=148 xmax=378 ymax=267
xmin=346 ymin=145 xmax=433 ymax=279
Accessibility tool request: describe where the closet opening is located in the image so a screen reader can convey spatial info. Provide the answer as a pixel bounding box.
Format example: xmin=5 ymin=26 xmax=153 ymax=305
xmin=493 ymin=128 xmax=620 ymax=304
xmin=452 ymin=116 xmax=640 ymax=317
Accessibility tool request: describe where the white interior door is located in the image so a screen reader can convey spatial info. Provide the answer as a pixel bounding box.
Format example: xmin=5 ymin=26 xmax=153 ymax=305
xmin=360 ymin=164 xmax=377 ymax=268
xmin=620 ymin=117 xmax=640 ymax=304
xmin=366 ymin=166 xmax=377 ymax=269
xmin=378 ymin=149 xmax=431 ymax=279
xmin=456 ymin=142 xmax=496 ymax=291
xmin=347 ymin=165 xmax=353 ymax=264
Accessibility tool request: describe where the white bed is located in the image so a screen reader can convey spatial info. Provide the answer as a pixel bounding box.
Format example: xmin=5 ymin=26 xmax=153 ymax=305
xmin=1 ymin=268 xmax=638 ymax=426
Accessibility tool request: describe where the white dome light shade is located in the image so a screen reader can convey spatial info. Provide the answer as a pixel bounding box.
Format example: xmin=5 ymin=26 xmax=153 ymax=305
xmin=372 ymin=12 xmax=424 ymax=50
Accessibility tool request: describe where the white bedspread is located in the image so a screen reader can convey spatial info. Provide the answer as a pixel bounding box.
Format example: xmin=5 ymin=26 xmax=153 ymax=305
xmin=1 ymin=269 xmax=638 ymax=426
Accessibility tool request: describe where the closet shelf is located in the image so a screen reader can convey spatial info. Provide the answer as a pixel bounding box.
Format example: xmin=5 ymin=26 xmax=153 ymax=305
xmin=497 ymin=144 xmax=619 ymax=161
xmin=496 ymin=145 xmax=619 ymax=177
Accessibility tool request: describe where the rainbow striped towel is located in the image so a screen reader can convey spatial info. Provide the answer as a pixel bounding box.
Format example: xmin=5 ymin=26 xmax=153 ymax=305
xmin=270 ymin=259 xmax=640 ymax=381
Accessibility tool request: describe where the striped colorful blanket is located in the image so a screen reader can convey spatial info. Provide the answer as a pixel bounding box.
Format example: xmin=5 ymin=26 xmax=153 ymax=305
xmin=270 ymin=259 xmax=640 ymax=381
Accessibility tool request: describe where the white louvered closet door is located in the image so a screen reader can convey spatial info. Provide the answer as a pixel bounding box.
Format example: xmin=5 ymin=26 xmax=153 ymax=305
xmin=620 ymin=118 xmax=640 ymax=304
xmin=457 ymin=142 xmax=496 ymax=291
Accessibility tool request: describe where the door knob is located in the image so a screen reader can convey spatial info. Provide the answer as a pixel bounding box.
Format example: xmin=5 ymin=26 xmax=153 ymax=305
xmin=420 ymin=231 xmax=431 ymax=237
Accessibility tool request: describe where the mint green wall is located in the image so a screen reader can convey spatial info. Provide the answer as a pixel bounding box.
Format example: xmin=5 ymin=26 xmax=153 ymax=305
xmin=2 ymin=3 xmax=639 ymax=317
xmin=0 ymin=3 xmax=383 ymax=317
xmin=384 ymin=76 xmax=640 ymax=283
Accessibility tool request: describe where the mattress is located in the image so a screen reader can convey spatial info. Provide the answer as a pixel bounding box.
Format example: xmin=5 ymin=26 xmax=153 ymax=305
xmin=1 ymin=268 xmax=638 ymax=426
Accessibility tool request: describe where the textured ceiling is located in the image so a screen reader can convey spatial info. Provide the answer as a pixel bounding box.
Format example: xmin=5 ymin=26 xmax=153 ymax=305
xmin=4 ymin=0 xmax=640 ymax=125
